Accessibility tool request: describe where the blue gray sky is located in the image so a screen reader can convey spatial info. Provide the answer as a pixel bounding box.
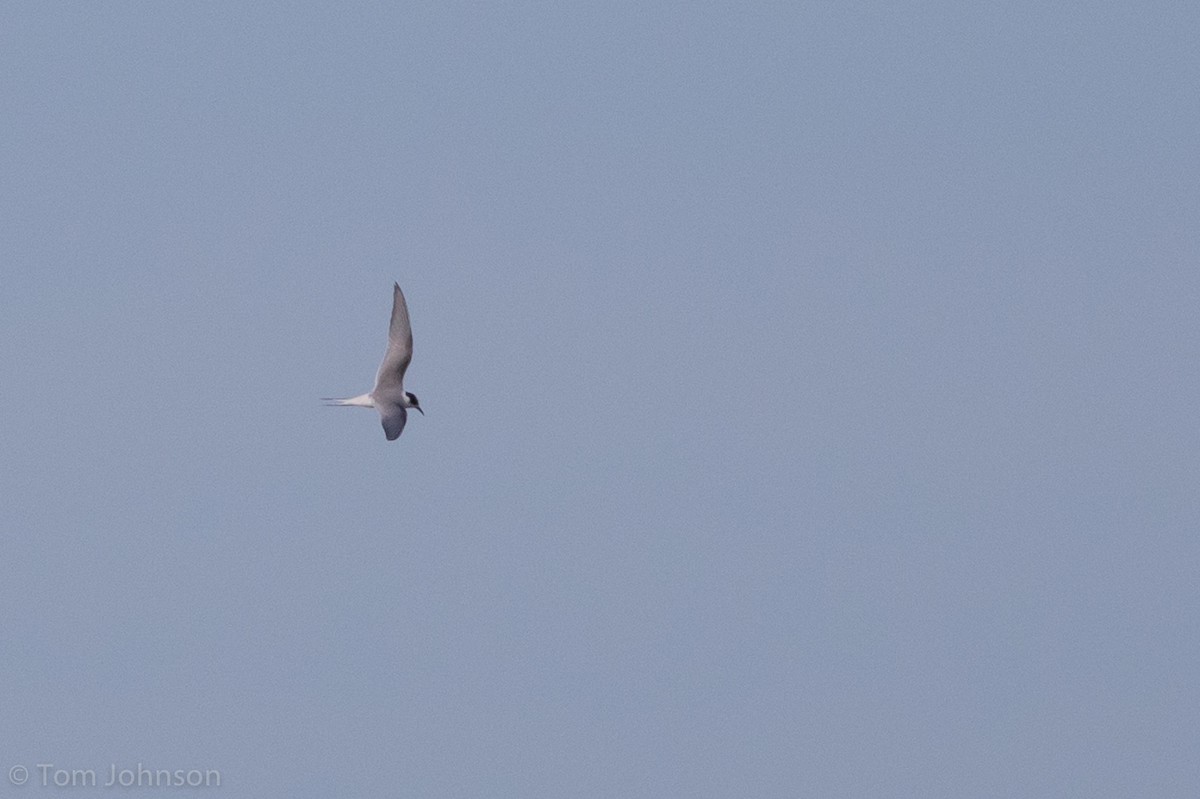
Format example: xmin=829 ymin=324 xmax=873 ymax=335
xmin=2 ymin=3 xmax=1199 ymax=797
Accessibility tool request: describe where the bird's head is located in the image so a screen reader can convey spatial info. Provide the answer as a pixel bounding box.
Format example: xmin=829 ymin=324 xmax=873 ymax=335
xmin=405 ymin=392 xmax=424 ymax=415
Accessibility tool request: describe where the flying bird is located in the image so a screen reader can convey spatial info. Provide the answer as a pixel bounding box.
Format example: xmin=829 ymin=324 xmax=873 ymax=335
xmin=323 ymin=282 xmax=423 ymax=441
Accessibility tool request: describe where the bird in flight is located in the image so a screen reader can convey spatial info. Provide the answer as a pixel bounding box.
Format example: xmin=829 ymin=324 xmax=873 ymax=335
xmin=323 ymin=282 xmax=423 ymax=441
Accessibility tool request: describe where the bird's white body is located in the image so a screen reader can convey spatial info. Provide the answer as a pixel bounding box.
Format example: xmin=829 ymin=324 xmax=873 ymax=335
xmin=324 ymin=283 xmax=422 ymax=441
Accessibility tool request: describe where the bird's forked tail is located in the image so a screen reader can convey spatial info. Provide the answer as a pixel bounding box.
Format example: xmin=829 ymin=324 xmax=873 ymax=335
xmin=321 ymin=393 xmax=375 ymax=408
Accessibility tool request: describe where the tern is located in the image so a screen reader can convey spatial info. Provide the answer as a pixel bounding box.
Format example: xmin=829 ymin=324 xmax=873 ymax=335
xmin=323 ymin=282 xmax=423 ymax=441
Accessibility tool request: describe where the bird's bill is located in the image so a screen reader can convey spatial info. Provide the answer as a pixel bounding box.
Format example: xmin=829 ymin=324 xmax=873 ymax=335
xmin=414 ymin=406 xmax=425 ymax=415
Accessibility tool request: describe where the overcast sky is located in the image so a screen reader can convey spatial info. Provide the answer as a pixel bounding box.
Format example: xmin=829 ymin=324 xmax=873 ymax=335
xmin=2 ymin=3 xmax=1199 ymax=797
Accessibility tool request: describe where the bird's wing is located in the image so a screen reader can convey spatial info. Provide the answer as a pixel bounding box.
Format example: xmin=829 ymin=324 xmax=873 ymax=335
xmin=380 ymin=404 xmax=408 ymax=441
xmin=373 ymin=282 xmax=413 ymax=393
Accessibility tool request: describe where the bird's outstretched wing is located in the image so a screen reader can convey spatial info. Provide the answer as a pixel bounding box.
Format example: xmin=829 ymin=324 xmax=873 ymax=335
xmin=380 ymin=404 xmax=408 ymax=441
xmin=373 ymin=282 xmax=413 ymax=393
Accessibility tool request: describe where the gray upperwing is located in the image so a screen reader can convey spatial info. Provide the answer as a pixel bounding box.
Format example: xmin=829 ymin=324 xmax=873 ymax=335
xmin=373 ymin=282 xmax=414 ymax=393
